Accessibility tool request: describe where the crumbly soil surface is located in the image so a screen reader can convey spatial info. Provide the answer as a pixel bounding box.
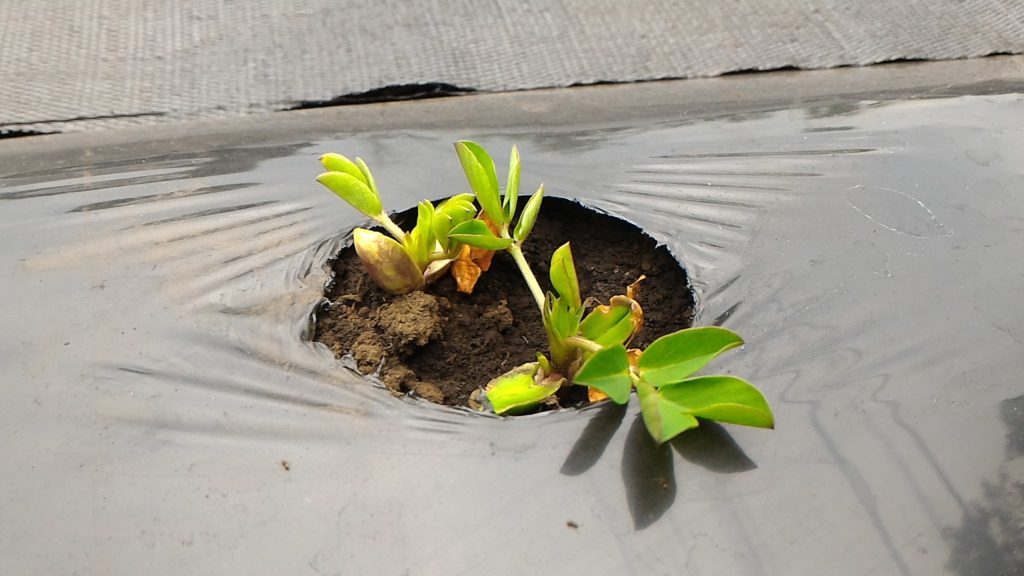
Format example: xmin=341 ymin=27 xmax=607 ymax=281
xmin=313 ymin=197 xmax=696 ymax=407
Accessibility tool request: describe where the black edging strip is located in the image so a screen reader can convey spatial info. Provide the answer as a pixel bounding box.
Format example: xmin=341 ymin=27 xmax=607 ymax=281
xmin=289 ymin=82 xmax=475 ymax=109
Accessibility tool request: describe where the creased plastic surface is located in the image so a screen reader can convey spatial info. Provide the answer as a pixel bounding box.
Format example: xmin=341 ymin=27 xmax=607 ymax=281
xmin=1 ymin=94 xmax=1022 ymax=575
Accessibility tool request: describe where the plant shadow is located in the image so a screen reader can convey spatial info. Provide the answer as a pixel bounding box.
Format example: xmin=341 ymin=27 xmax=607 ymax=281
xmin=560 ymin=402 xmax=628 ymax=476
xmin=622 ymin=416 xmax=677 ymax=530
xmin=670 ymin=420 xmax=759 ymax=474
xmin=561 ymin=407 xmax=759 ymax=530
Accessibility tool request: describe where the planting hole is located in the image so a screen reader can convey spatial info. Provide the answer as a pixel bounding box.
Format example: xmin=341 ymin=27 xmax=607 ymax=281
xmin=314 ymin=197 xmax=696 ymax=409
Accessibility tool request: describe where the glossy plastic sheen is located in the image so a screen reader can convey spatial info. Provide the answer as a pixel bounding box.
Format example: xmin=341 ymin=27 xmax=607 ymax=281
xmin=1 ymin=94 xmax=1022 ymax=575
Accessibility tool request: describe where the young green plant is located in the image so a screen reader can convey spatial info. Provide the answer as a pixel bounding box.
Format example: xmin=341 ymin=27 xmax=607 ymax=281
xmin=447 ymin=142 xmax=773 ymax=443
xmin=446 ymin=141 xmax=547 ymax=306
xmin=317 ymin=153 xmax=477 ymax=294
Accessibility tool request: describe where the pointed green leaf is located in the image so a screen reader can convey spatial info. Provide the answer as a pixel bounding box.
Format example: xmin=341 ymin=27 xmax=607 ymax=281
xmin=659 ymin=375 xmax=773 ymax=429
xmin=544 ymin=293 xmax=583 ymax=341
xmin=317 ymin=172 xmax=382 ymax=218
xmin=542 ymin=293 xmax=579 ymax=369
xmin=580 ymin=295 xmax=642 ymax=347
xmin=454 ymin=141 xmax=504 ymax=226
xmin=636 ymin=378 xmax=700 ymax=443
xmin=513 ymin=184 xmax=543 ymax=243
xmin=355 ymin=157 xmax=378 ymax=194
xmin=434 ymin=194 xmax=477 ymax=253
xmin=405 ymin=201 xmax=436 ymax=269
xmin=485 ymin=362 xmax=561 ymax=415
xmin=573 ymin=345 xmax=632 ymax=404
xmin=433 ymin=213 xmax=453 ymax=252
xmin=448 ymin=219 xmax=514 ymax=250
xmin=536 ymin=353 xmax=552 ymax=375
xmin=503 ymin=145 xmax=520 ymax=221
xmin=352 ymin=228 xmax=424 ymax=294
xmin=638 ymin=326 xmax=744 ymax=387
xmin=549 ymin=242 xmax=581 ymax=309
xmin=319 ymin=153 xmax=367 ymax=186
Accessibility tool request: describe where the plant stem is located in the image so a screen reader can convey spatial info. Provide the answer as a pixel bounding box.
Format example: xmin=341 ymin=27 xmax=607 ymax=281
xmin=507 ymin=243 xmax=545 ymax=312
xmin=376 ymin=212 xmax=407 ymax=242
xmin=565 ymin=336 xmax=601 ymax=353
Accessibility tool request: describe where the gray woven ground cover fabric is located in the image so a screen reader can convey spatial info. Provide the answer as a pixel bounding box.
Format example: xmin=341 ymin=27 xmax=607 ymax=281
xmin=2 ymin=0 xmax=1023 ymax=132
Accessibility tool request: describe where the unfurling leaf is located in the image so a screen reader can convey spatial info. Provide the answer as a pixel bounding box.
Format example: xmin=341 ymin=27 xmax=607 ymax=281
xmin=404 ymin=201 xmax=436 ymax=270
xmin=319 ymin=153 xmax=368 ymax=186
xmin=579 ymin=295 xmax=643 ymax=347
xmin=536 ymin=353 xmax=552 ymax=374
xmin=485 ymin=362 xmax=562 ymax=415
xmin=317 ymin=172 xmax=382 ymax=218
xmin=433 ymin=213 xmax=455 ymax=252
xmin=454 ymin=141 xmax=504 ymax=226
xmin=636 ymin=378 xmax=699 ymax=444
xmin=659 ymin=375 xmax=774 ymax=429
xmin=573 ymin=344 xmax=632 ymax=404
xmin=549 ymin=242 xmax=581 ymax=309
xmin=637 ymin=326 xmax=744 ymax=387
xmin=448 ymin=219 xmax=514 ymax=250
xmin=439 ymin=193 xmax=478 ymax=218
xmin=542 ymin=292 xmax=584 ymax=370
xmin=504 ymin=145 xmax=520 ymax=221
xmin=352 ymin=228 xmax=424 ymax=294
xmin=513 ymin=184 xmax=543 ymax=243
xmin=434 ymin=194 xmax=478 ymax=252
xmin=543 ymin=292 xmax=584 ymax=341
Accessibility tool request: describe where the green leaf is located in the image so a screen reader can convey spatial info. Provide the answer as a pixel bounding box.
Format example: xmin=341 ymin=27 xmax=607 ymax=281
xmin=433 ymin=194 xmax=477 ymax=253
xmin=549 ymin=242 xmax=581 ymax=309
xmin=579 ymin=295 xmax=642 ymax=347
xmin=659 ymin=375 xmax=774 ymax=429
xmin=572 ymin=345 xmax=632 ymax=404
xmin=448 ymin=219 xmax=514 ymax=250
xmin=536 ymin=353 xmax=552 ymax=375
xmin=636 ymin=378 xmax=700 ymax=444
xmin=503 ymin=145 xmax=520 ymax=221
xmin=485 ymin=362 xmax=561 ymax=415
xmin=438 ymin=194 xmax=477 ymax=220
xmin=454 ymin=141 xmax=504 ymax=226
xmin=352 ymin=228 xmax=424 ymax=294
xmin=544 ymin=293 xmax=583 ymax=341
xmin=513 ymin=184 xmax=543 ymax=243
xmin=637 ymin=326 xmax=744 ymax=387
xmin=432 ymin=213 xmax=453 ymax=252
xmin=406 ymin=201 xmax=436 ymax=269
xmin=355 ymin=157 xmax=378 ymax=194
xmin=317 ymin=172 xmax=382 ymax=218
xmin=319 ymin=153 xmax=368 ymax=186
xmin=542 ymin=293 xmax=581 ymax=369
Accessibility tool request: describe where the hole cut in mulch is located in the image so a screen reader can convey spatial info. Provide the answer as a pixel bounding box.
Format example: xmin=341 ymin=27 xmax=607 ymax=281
xmin=313 ymin=197 xmax=696 ymax=408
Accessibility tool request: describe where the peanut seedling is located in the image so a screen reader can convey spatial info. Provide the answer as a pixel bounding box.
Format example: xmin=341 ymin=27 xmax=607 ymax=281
xmin=450 ymin=142 xmax=773 ymax=443
xmin=317 ymin=153 xmax=476 ymax=294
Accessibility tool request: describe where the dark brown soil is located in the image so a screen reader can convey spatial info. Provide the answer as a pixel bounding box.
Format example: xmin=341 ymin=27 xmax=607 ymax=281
xmin=313 ymin=197 xmax=695 ymax=408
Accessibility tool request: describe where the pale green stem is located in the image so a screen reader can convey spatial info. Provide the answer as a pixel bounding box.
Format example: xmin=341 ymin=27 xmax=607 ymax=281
xmin=506 ymin=243 xmax=545 ymax=312
xmin=376 ymin=212 xmax=407 ymax=242
xmin=564 ymin=336 xmax=601 ymax=354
